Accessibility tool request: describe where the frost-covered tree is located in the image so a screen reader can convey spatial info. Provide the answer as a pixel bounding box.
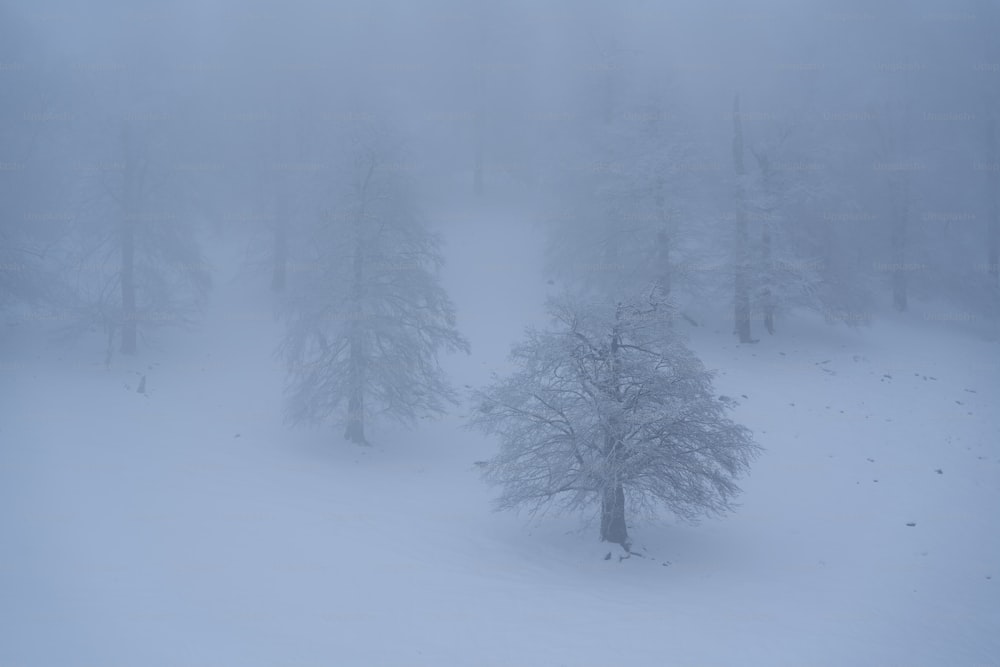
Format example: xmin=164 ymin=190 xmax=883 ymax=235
xmin=0 ymin=10 xmax=70 ymax=313
xmin=27 ymin=24 xmax=216 ymax=361
xmin=234 ymin=73 xmax=325 ymax=294
xmin=726 ymin=92 xmax=876 ymax=336
xmin=469 ymin=292 xmax=760 ymax=549
xmin=867 ymin=99 xmax=916 ymax=313
xmin=59 ymin=117 xmax=210 ymax=361
xmin=545 ymin=89 xmax=698 ymax=307
xmin=279 ymin=130 xmax=469 ymax=445
xmin=743 ymin=121 xmax=846 ymax=334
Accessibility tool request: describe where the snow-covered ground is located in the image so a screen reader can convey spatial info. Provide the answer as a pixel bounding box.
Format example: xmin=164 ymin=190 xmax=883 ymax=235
xmin=2 ymin=207 xmax=998 ymax=666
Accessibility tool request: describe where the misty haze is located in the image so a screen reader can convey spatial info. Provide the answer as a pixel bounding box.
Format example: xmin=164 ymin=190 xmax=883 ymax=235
xmin=2 ymin=1 xmax=998 ymax=665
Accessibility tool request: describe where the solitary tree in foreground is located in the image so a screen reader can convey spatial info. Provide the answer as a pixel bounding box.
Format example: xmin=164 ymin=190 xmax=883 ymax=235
xmin=279 ymin=132 xmax=469 ymax=444
xmin=469 ymin=293 xmax=760 ymax=549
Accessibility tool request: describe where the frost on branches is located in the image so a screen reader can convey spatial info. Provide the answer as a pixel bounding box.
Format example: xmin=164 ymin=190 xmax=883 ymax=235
xmin=278 ymin=130 xmax=469 ymax=445
xmin=469 ymin=293 xmax=761 ymax=549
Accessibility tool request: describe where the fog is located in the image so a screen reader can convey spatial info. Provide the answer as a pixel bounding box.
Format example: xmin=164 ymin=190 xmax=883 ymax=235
xmin=2 ymin=1 xmax=999 ymax=665
xmin=5 ymin=2 xmax=998 ymax=309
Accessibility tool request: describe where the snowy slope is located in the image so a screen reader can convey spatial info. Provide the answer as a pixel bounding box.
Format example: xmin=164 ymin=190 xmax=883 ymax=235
xmin=2 ymin=208 xmax=998 ymax=666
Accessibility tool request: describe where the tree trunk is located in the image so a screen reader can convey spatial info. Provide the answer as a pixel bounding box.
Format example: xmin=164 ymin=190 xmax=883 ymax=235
xmin=891 ymin=178 xmax=908 ymax=312
xmin=473 ymin=112 xmax=484 ymax=197
xmin=601 ymin=38 xmax=617 ymax=125
xmin=345 ymin=161 xmax=375 ymax=445
xmin=600 ymin=483 xmax=629 ymax=547
xmin=988 ymin=116 xmax=999 ymax=287
xmin=762 ymin=223 xmax=775 ymax=335
xmin=121 ymin=226 xmax=136 ymax=354
xmin=655 ymin=176 xmax=672 ymax=304
xmin=344 ymin=232 xmax=368 ymax=444
xmin=271 ymin=192 xmax=288 ymax=291
xmin=732 ymin=95 xmax=753 ymax=342
xmin=603 ymin=65 xmax=614 ymax=125
xmin=120 ymin=122 xmax=138 ymax=355
xmin=655 ymin=229 xmax=671 ymax=302
xmin=603 ymin=232 xmax=620 ymax=280
xmin=734 ymin=219 xmax=753 ymax=342
xmin=344 ymin=365 xmax=366 ymax=444
xmin=600 ymin=307 xmax=629 ymax=548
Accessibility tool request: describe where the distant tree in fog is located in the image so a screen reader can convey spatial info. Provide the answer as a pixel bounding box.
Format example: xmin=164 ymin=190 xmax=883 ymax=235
xmin=545 ymin=89 xmax=698 ymax=310
xmin=469 ymin=292 xmax=760 ymax=549
xmin=59 ymin=116 xmax=210 ymax=361
xmin=731 ymin=94 xmax=754 ymax=342
xmin=986 ymin=114 xmax=999 ymax=290
xmin=867 ymin=99 xmax=916 ymax=313
xmin=244 ymin=80 xmax=321 ymax=294
xmin=0 ymin=11 xmax=68 ymax=313
xmin=723 ymin=90 xmax=879 ymax=338
xmin=278 ymin=129 xmax=469 ymax=445
xmin=743 ymin=104 xmax=874 ymax=334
